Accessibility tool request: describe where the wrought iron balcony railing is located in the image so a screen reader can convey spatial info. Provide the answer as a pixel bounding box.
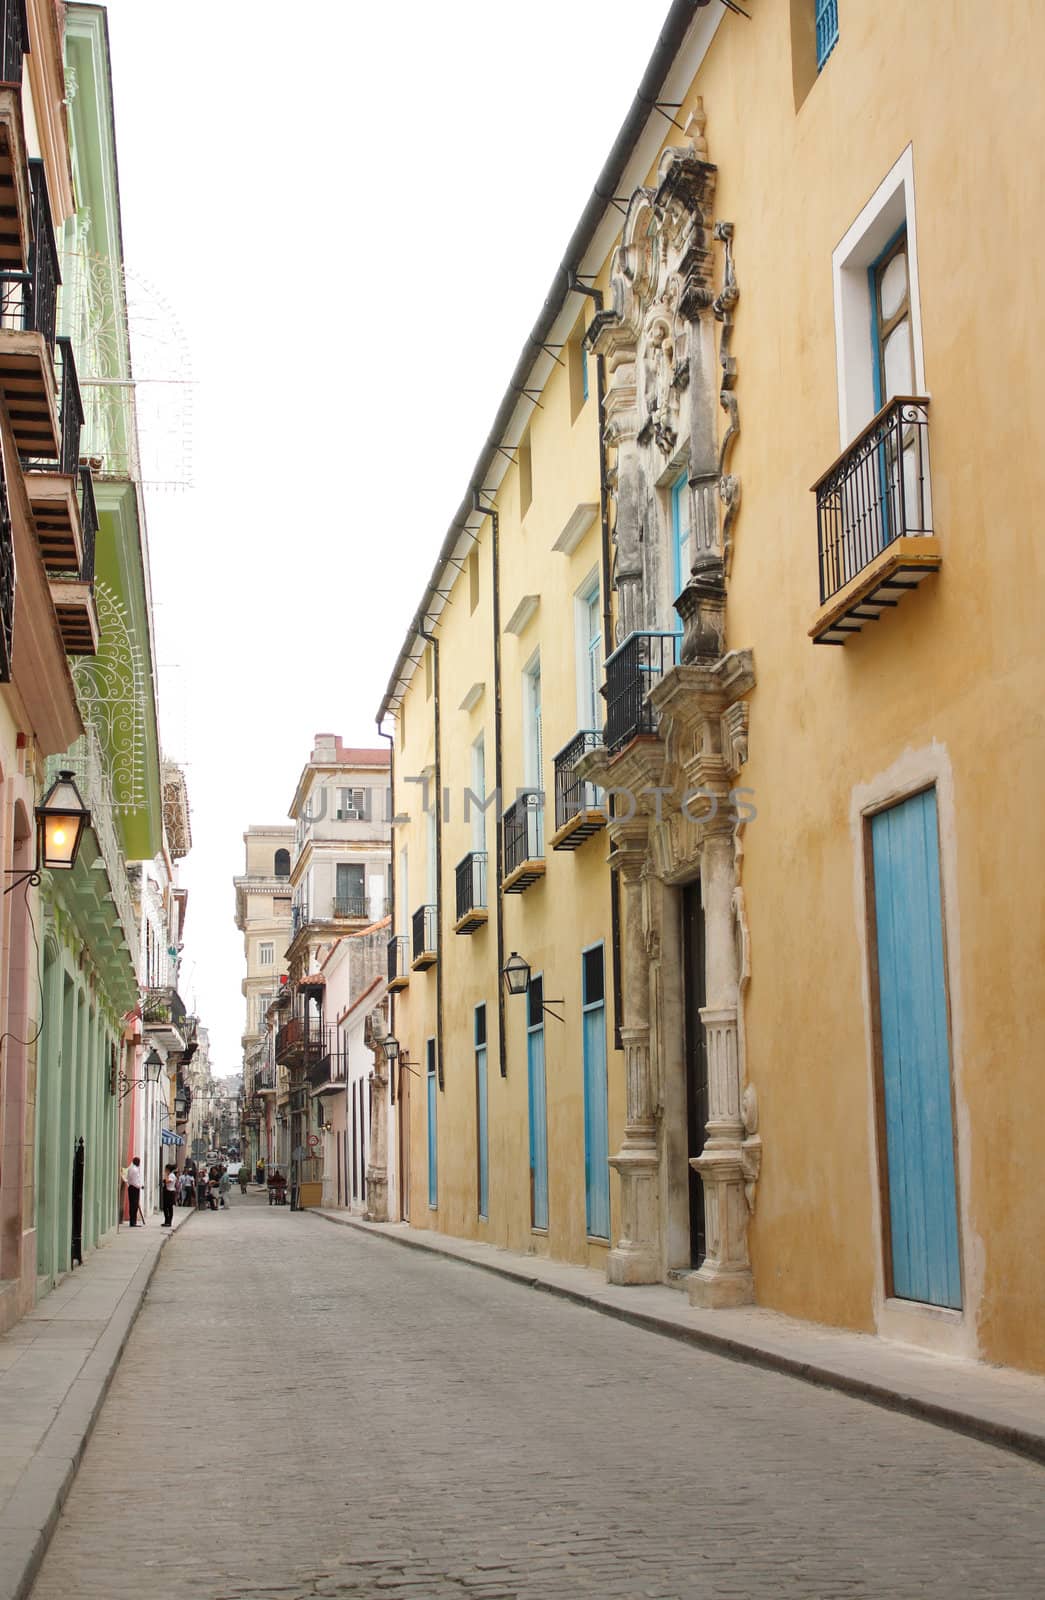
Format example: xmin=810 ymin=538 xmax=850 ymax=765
xmin=0 ymin=0 xmax=28 ymax=88
xmin=412 ymin=903 xmax=438 ymax=968
xmin=603 ymin=631 xmax=677 ymax=753
xmin=387 ymin=934 xmax=409 ymax=989
xmin=22 ymin=337 xmax=83 ymax=476
xmin=454 ymin=851 xmax=487 ymax=933
xmin=274 ymin=1014 xmax=324 ymax=1062
xmin=503 ymin=791 xmax=545 ymax=892
xmin=333 ymin=895 xmax=367 ymax=919
xmin=0 ymin=160 xmax=58 ymax=348
xmin=78 ymin=466 xmax=97 ymax=583
xmin=291 ymin=901 xmax=310 ymax=938
xmin=552 ymin=731 xmax=605 ymax=848
xmin=814 ymin=397 xmax=932 ymax=605
xmin=143 ymin=985 xmax=187 ymax=1031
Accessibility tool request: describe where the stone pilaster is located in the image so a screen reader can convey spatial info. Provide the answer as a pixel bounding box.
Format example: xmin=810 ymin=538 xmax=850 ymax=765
xmin=364 ymin=1012 xmax=390 ymax=1223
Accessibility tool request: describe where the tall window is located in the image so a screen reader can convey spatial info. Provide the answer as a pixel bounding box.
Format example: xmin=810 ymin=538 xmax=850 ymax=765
xmin=815 ymin=0 xmax=838 ymax=71
xmin=577 ymin=579 xmax=602 ymax=732
xmin=426 ymin=1037 xmax=438 ymax=1208
xmin=336 ymin=862 xmax=365 ymax=915
xmin=581 ymin=946 xmax=610 ymax=1239
xmin=471 ymin=732 xmax=487 ymax=854
xmin=274 ymin=848 xmax=290 ymax=877
xmin=475 ymin=1004 xmax=489 ymax=1220
xmin=259 ymin=941 xmax=274 ymax=967
xmin=871 ymin=230 xmax=913 ymax=410
xmin=524 ymin=655 xmax=543 ymax=792
xmin=671 ymin=472 xmax=692 ymax=628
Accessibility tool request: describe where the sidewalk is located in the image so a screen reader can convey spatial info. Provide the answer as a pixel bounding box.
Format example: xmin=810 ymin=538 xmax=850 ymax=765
xmin=0 ymin=1204 xmax=194 ymax=1600
xmin=311 ymin=1209 xmax=1045 ymax=1465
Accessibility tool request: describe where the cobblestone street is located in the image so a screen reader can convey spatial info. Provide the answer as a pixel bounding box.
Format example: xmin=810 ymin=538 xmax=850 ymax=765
xmin=28 ymin=1199 xmax=1045 ymax=1600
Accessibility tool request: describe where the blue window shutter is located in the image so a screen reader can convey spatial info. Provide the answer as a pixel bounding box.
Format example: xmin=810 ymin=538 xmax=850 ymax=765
xmin=815 ymin=0 xmax=838 ymax=71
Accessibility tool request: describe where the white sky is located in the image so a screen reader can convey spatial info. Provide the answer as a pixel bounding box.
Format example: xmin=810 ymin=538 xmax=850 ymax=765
xmin=101 ymin=0 xmax=672 ymax=1074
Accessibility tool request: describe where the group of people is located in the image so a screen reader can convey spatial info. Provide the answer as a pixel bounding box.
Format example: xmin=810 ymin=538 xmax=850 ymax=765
xmin=125 ymin=1156 xmax=239 ymax=1229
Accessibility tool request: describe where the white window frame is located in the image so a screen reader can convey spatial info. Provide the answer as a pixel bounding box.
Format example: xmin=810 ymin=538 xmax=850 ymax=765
xmin=573 ymin=570 xmax=602 ymax=733
xmin=258 ymin=941 xmax=274 ymax=967
xmin=470 ymin=732 xmax=487 ymax=854
xmin=336 ymin=787 xmax=365 ymax=821
xmin=522 ymin=649 xmax=543 ymax=794
xmin=832 ymin=145 xmax=928 ymax=447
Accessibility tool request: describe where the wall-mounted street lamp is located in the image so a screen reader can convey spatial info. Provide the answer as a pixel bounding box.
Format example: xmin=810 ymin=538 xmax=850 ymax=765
xmin=501 ymin=952 xmax=565 ymax=1023
xmin=119 ymin=1046 xmax=164 ymax=1101
xmin=381 ymin=1035 xmax=420 ymax=1107
xmin=4 ymin=770 xmax=91 ymax=893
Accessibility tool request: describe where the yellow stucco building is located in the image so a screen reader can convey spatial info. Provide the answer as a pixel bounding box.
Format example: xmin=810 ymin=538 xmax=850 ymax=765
xmin=378 ymin=0 xmax=1045 ymax=1376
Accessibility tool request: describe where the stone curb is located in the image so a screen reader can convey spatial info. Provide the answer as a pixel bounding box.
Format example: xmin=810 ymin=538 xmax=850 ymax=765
xmin=0 ymin=1208 xmax=194 ymax=1600
xmin=309 ymin=1209 xmax=1045 ymax=1468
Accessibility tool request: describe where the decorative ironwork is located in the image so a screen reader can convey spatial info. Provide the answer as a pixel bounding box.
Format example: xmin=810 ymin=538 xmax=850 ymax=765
xmin=814 ymin=397 xmax=931 ymax=605
xmin=503 ymin=791 xmax=544 ymax=882
xmin=603 ymin=632 xmax=677 ymax=753
xmin=0 ymin=160 xmax=59 ymax=348
xmin=21 ymin=337 xmax=84 ymax=477
xmin=143 ymin=985 xmax=187 ymax=1031
xmin=412 ymin=903 xmax=438 ymax=964
xmin=455 ymin=852 xmax=487 ymax=922
xmin=334 ymin=895 xmax=367 ymax=919
xmin=71 ymin=580 xmax=148 ymax=815
xmin=78 ymin=466 xmax=97 ymax=583
xmin=275 ymin=1013 xmax=324 ymax=1063
xmin=553 ymin=731 xmax=605 ymax=840
xmin=0 ymin=0 xmax=28 ymax=87
xmin=291 ymin=900 xmax=310 ymax=938
xmin=43 ymin=727 xmax=140 ymax=968
xmin=387 ymin=934 xmax=409 ymax=987
xmin=0 ymin=443 xmax=12 ymax=683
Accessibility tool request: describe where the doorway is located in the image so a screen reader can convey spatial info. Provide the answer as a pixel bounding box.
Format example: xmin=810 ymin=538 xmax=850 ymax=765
xmin=682 ymin=881 xmax=708 ymax=1267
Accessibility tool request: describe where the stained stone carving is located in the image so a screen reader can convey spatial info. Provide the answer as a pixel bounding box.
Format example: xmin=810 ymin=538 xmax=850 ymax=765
xmin=364 ymin=1010 xmax=390 ymax=1223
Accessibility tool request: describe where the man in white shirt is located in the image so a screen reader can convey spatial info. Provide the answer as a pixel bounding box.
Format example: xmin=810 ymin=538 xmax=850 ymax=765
xmin=125 ymin=1156 xmax=143 ymax=1227
xmin=161 ymin=1164 xmax=177 ymax=1227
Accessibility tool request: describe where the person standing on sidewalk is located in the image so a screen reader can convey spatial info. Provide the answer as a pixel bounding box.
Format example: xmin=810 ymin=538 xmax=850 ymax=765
xmin=161 ymin=1164 xmax=177 ymax=1228
xmin=125 ymin=1157 xmax=144 ymax=1227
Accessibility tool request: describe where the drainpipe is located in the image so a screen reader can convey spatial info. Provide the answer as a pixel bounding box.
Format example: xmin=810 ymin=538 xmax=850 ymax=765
xmin=472 ymin=491 xmax=507 ymax=1079
xmin=376 ymin=716 xmax=396 ymax=1102
xmin=573 ymin=275 xmax=625 ymax=1051
xmin=419 ymin=627 xmax=444 ymax=1090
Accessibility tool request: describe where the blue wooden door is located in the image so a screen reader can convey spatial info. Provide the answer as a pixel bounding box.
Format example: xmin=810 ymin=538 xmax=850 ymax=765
xmin=582 ymin=946 xmax=610 ymax=1239
xmin=475 ymin=1004 xmax=489 ymax=1219
xmin=871 ymin=789 xmax=961 ymax=1309
xmin=527 ymin=978 xmax=549 ymax=1230
xmin=426 ymin=1040 xmax=437 ymax=1209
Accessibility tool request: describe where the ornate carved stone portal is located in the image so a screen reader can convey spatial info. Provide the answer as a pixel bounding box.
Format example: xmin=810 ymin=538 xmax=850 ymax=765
xmin=581 ymin=117 xmax=759 ymax=1303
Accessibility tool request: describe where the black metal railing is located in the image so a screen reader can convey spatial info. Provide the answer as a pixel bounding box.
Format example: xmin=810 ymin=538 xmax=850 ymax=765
xmin=554 ymin=731 xmax=603 ymax=832
xmin=412 ymin=903 xmax=437 ymax=961
xmin=814 ymin=397 xmax=931 ymax=604
xmin=0 ymin=446 xmax=12 ymax=683
xmin=333 ymin=895 xmax=367 ymax=919
xmin=503 ymin=791 xmax=544 ymax=877
xmin=455 ymin=852 xmax=487 ymax=920
xmin=274 ymin=1014 xmax=324 ymax=1061
xmin=387 ymin=934 xmax=409 ymax=983
xmin=291 ymin=901 xmax=310 ymax=938
xmin=78 ymin=466 xmax=97 ymax=583
xmin=22 ymin=338 xmax=84 ymax=475
xmin=0 ymin=160 xmax=59 ymax=348
xmin=0 ymin=0 xmax=28 ymax=87
xmin=603 ymin=631 xmax=677 ymax=752
xmin=143 ymin=985 xmax=187 ymax=1032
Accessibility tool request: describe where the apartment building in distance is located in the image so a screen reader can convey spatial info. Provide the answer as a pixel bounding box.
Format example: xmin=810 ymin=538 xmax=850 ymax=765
xmin=377 ymin=0 xmax=1045 ymax=1377
xmin=234 ymin=824 xmax=293 ymax=1172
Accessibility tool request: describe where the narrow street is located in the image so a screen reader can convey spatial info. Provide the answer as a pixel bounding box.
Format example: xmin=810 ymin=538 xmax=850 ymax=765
xmin=23 ymin=1198 xmax=1043 ymax=1600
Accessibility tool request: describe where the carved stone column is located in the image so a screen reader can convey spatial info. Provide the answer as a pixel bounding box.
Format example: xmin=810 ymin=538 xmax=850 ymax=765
xmin=590 ymin=821 xmax=656 ymax=1283
xmin=364 ymin=1011 xmax=390 ymax=1223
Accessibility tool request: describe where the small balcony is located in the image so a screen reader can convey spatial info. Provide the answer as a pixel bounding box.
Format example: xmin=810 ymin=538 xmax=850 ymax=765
xmin=503 ymin=791 xmax=545 ymax=893
xmin=0 ymin=158 xmax=59 ymax=459
xmin=142 ymin=985 xmax=187 ymax=1052
xmin=47 ymin=467 xmax=98 ymax=656
xmin=810 ymin=397 xmax=938 ymax=645
xmin=291 ymin=901 xmax=310 ymax=939
xmin=551 ymin=731 xmax=606 ymax=850
xmin=603 ymin=631 xmax=678 ymax=754
xmin=454 ymin=851 xmax=488 ymax=934
xmin=255 ymin=1063 xmax=277 ymax=1095
xmin=24 ymin=339 xmax=85 ymax=567
xmin=0 ymin=1 xmax=28 ymax=89
xmin=387 ymin=934 xmax=410 ymax=992
xmin=0 ymin=10 xmax=32 ymax=272
xmin=274 ymin=1013 xmax=324 ymax=1067
xmin=411 ymin=903 xmax=438 ymax=970
xmin=333 ymin=895 xmax=368 ymax=919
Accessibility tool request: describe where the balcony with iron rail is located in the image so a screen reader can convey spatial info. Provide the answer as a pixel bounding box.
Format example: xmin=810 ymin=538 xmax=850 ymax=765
xmin=0 ymin=4 xmax=32 ymax=282
xmin=603 ymin=631 xmax=678 ymax=755
xmin=143 ymin=985 xmax=188 ymax=1052
xmin=503 ymin=791 xmax=545 ymax=893
xmin=454 ymin=851 xmax=487 ymax=934
xmin=411 ymin=903 xmax=438 ymax=970
xmin=810 ymin=396 xmax=937 ymax=644
xmin=387 ymin=934 xmax=410 ymax=993
xmin=550 ymin=731 xmax=606 ymax=850
xmin=0 ymin=158 xmax=60 ymax=459
xmin=46 ymin=462 xmax=98 ymax=657
xmin=274 ymin=1012 xmax=325 ymax=1068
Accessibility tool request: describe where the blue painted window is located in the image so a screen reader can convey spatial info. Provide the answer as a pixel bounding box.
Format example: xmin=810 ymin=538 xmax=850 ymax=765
xmin=815 ymin=0 xmax=838 ymax=71
xmin=475 ymin=1004 xmax=489 ymax=1219
xmin=671 ymin=473 xmax=691 ymax=634
xmin=527 ymin=975 xmax=549 ymax=1230
xmin=426 ymin=1037 xmax=437 ymax=1208
xmin=582 ymin=945 xmax=610 ymax=1240
xmin=870 ymin=789 xmax=962 ymax=1309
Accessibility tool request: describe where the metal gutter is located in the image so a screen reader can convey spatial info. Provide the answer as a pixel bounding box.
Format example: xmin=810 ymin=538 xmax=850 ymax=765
xmin=377 ymin=0 xmax=714 ymax=721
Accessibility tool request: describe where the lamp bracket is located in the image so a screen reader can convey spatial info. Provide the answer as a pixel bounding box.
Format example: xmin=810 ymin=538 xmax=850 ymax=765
xmin=3 ymin=870 xmax=41 ymax=895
